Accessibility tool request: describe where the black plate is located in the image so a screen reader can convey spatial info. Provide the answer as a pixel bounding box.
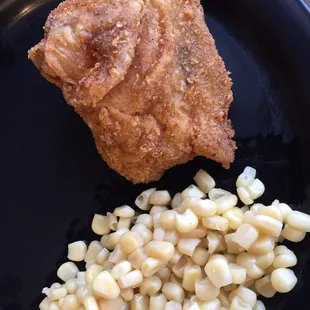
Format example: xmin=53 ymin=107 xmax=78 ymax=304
xmin=1 ymin=0 xmax=310 ymax=309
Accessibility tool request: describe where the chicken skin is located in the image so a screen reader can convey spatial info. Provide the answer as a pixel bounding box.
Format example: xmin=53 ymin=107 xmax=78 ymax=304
xmin=29 ymin=0 xmax=236 ymax=183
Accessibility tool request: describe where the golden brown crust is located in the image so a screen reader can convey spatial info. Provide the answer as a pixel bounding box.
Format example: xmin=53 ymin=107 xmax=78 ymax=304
xmin=28 ymin=0 xmax=236 ymax=183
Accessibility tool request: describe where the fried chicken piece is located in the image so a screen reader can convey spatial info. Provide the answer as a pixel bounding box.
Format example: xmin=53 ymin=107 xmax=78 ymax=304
xmin=28 ymin=0 xmax=236 ymax=183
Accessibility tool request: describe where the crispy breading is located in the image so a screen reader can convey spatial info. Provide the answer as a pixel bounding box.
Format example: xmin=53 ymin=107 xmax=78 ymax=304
xmin=29 ymin=0 xmax=236 ymax=183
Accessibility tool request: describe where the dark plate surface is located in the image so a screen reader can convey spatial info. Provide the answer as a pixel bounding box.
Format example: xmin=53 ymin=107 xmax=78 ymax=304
xmin=1 ymin=0 xmax=310 ymax=309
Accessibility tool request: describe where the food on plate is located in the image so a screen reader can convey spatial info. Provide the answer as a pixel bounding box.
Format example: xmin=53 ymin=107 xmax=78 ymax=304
xmin=39 ymin=167 xmax=310 ymax=309
xmin=28 ymin=0 xmax=236 ymax=183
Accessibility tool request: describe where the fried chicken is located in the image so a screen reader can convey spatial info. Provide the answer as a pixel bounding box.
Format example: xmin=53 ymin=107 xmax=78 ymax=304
xmin=28 ymin=0 xmax=236 ymax=183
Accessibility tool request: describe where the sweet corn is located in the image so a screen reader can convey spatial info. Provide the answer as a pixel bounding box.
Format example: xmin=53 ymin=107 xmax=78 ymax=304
xmin=121 ymin=288 xmax=134 ymax=301
xmin=67 ymin=241 xmax=87 ymax=262
xmin=230 ymin=296 xmax=251 ymax=310
xmin=255 ymin=251 xmax=275 ymax=269
xmin=160 ymin=210 xmax=178 ymax=230
xmin=236 ymin=253 xmax=264 ymax=280
xmin=281 ymin=224 xmax=306 ymax=242
xmin=222 ymin=207 xmax=244 ymax=230
xmin=251 ymin=203 xmax=265 ymax=214
xmin=76 ymin=272 xmax=86 ymax=285
xmin=39 ymin=297 xmax=50 ymax=309
xmin=232 ymin=286 xmax=257 ymax=307
xmin=224 ymin=233 xmax=244 ymax=254
xmin=271 ymin=268 xmax=297 ymax=293
xmin=195 ymin=278 xmax=220 ymax=301
xmin=175 ymin=209 xmax=198 ymax=233
xmin=192 ymin=247 xmax=209 ymax=266
xmin=57 ymin=262 xmax=79 ymax=282
xmin=95 ymin=248 xmax=109 ymax=265
xmin=91 ymin=214 xmax=110 ymax=235
xmin=76 ymin=284 xmax=91 ymax=303
xmin=208 ymin=188 xmax=230 ymax=201
xmin=140 ymin=276 xmax=162 ymax=296
xmin=215 ymin=194 xmax=238 ymax=215
xmin=182 ymin=265 xmax=202 ymax=292
xmin=170 ymin=249 xmax=183 ymax=265
xmin=202 ymin=215 xmax=228 ymax=232
xmin=181 ymin=198 xmax=217 ymax=217
xmin=197 ymin=298 xmax=221 ymax=310
xmin=92 ymin=271 xmax=120 ymax=299
xmin=49 ymin=302 xmax=60 ymax=310
xmin=114 ymin=205 xmax=135 ymax=218
xmin=136 ymin=214 xmax=153 ymax=229
xmin=177 ymin=238 xmax=200 ymax=256
xmin=110 ymin=261 xmax=132 ymax=280
xmin=236 ymin=167 xmax=256 ymax=187
xmin=118 ymin=269 xmax=143 ymax=289
xmin=47 ymin=287 xmax=67 ymax=301
xmin=248 ymin=235 xmax=275 ymax=255
xmin=204 ymin=259 xmax=232 ymax=288
xmin=229 ymin=263 xmax=246 ymax=284
xmin=237 ymin=187 xmax=253 ymax=205
xmin=181 ymin=185 xmax=206 ymax=199
xmin=253 ymin=300 xmax=266 ymax=310
xmin=164 ymin=230 xmax=180 ymax=245
xmin=273 ymin=245 xmax=297 ymax=268
xmin=247 ymin=179 xmax=265 ymax=200
xmin=255 ymin=215 xmax=283 ymax=237
xmin=135 ymin=188 xmax=156 ymax=210
xmin=100 ymin=235 xmax=110 ymax=249
xmin=152 ymin=213 xmax=162 ymax=229
xmin=60 ymin=294 xmax=79 ymax=310
xmin=243 ymin=210 xmax=256 ymax=226
xmin=130 ymin=294 xmax=150 ymax=310
xmin=275 ymin=203 xmax=292 ymax=222
xmin=150 ymin=293 xmax=167 ymax=310
xmin=38 ymin=166 xmax=310 ymax=310
xmin=153 ymin=227 xmax=165 ymax=241
xmin=257 ymin=205 xmax=283 ymax=222
xmin=233 ymin=224 xmax=259 ymax=250
xmin=119 ymin=231 xmax=143 ymax=254
xmin=107 ymin=212 xmax=118 ymax=231
xmin=144 ymin=241 xmax=174 ymax=261
xmin=141 ymin=257 xmax=166 ymax=277
xmin=131 ymin=224 xmax=153 ymax=245
xmin=150 ymin=205 xmax=169 ymax=216
xmin=182 ymin=224 xmax=208 ymax=239
xmin=150 ymin=190 xmax=171 ymax=206
xmin=255 ymin=275 xmax=276 ymax=298
xmin=208 ymin=254 xmax=228 ymax=263
xmin=108 ymin=244 xmax=126 ymax=264
xmin=207 ymin=231 xmax=221 ymax=254
xmin=287 ymin=210 xmax=310 ymax=232
xmin=84 ymin=296 xmax=99 ymax=310
xmin=162 ymin=282 xmax=185 ymax=303
xmin=218 ymin=290 xmax=230 ymax=308
xmin=165 ymin=301 xmax=182 ymax=310
xmin=117 ymin=217 xmax=132 ymax=230
xmin=99 ymin=296 xmax=127 ymax=310
xmin=171 ymin=193 xmax=183 ymax=209
xmin=65 ymin=279 xmax=78 ymax=294
xmin=128 ymin=248 xmax=148 ymax=269
xmin=172 ymin=256 xmax=191 ymax=278
xmin=156 ymin=266 xmax=172 ymax=283
xmin=85 ymin=264 xmax=103 ymax=285
xmin=194 ymin=169 xmax=216 ymax=193
xmin=85 ymin=241 xmax=103 ymax=262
